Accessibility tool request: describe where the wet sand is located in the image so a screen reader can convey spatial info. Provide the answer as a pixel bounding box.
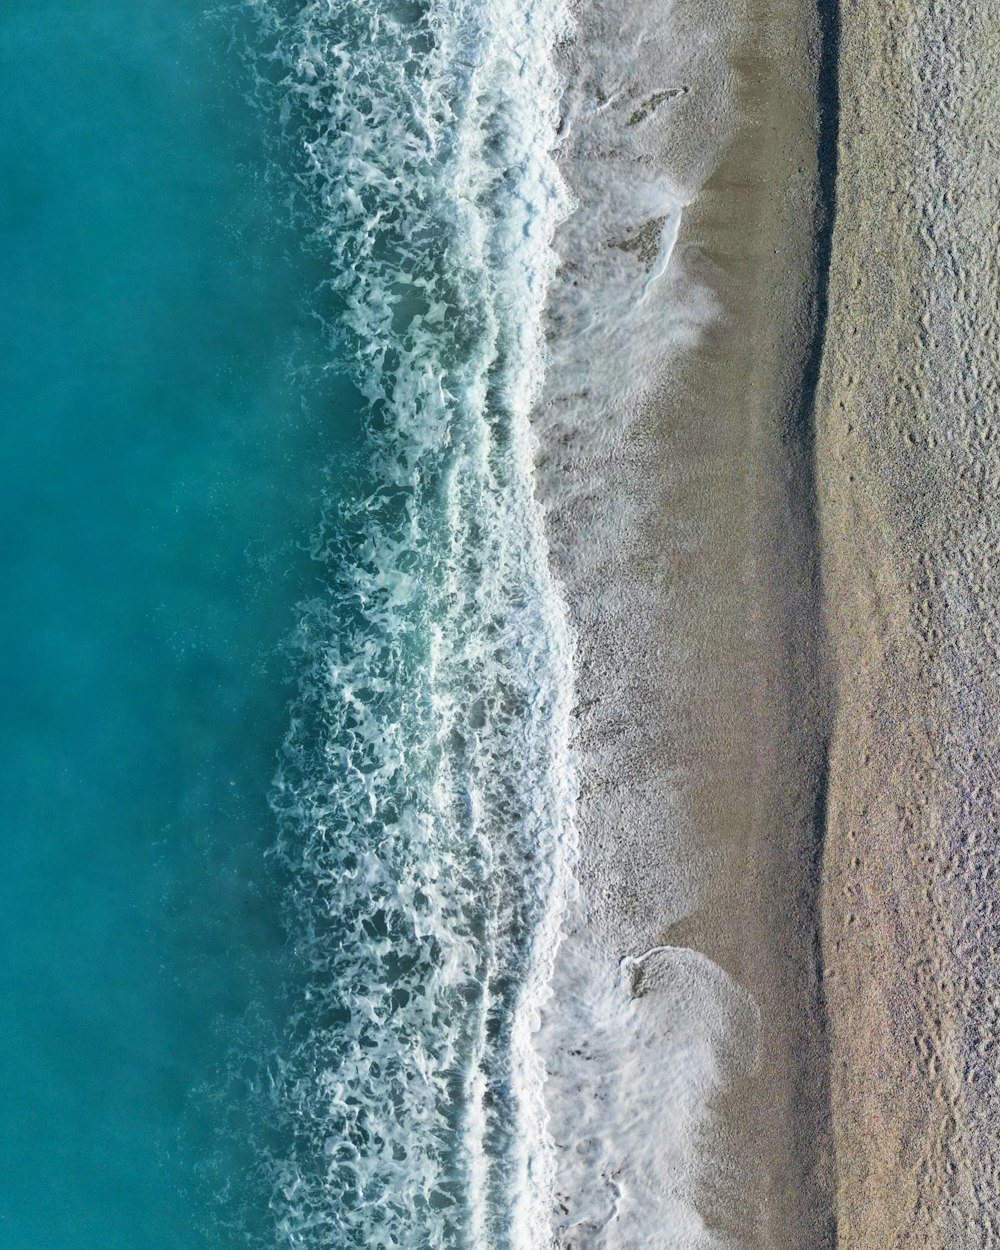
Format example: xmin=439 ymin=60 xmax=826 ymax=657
xmin=537 ymin=0 xmax=835 ymax=1243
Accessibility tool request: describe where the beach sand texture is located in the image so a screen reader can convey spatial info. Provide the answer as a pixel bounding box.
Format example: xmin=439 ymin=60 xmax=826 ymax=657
xmin=542 ymin=0 xmax=1000 ymax=1242
xmin=818 ymin=0 xmax=1000 ymax=1243
xmin=538 ymin=0 xmax=835 ymax=1244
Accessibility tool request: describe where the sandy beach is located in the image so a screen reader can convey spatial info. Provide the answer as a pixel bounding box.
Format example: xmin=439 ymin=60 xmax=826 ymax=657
xmin=541 ymin=0 xmax=1000 ymax=1242
xmin=537 ymin=0 xmax=836 ymax=1243
xmin=818 ymin=1 xmax=1000 ymax=1243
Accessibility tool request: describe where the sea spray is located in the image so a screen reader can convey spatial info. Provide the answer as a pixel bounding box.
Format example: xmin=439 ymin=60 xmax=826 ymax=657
xmin=240 ymin=1 xmax=576 ymax=1246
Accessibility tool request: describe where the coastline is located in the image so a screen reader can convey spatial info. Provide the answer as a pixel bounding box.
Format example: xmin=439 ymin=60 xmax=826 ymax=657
xmin=536 ymin=0 xmax=834 ymax=1243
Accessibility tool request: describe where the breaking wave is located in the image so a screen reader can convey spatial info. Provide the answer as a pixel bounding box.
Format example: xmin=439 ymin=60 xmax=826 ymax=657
xmin=240 ymin=2 xmax=577 ymax=1246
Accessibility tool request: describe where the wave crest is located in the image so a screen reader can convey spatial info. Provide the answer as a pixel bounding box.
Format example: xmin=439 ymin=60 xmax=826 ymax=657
xmin=242 ymin=1 xmax=577 ymax=1246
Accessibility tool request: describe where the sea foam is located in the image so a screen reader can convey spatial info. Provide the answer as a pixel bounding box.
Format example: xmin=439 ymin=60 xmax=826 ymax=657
xmin=531 ymin=0 xmax=758 ymax=1245
xmin=241 ymin=1 xmax=576 ymax=1247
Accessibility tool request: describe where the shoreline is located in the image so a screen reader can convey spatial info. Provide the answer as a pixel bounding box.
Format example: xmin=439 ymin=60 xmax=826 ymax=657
xmin=536 ymin=0 xmax=836 ymax=1242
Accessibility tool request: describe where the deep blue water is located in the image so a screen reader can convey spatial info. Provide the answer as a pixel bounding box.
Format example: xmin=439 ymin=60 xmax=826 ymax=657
xmin=0 ymin=3 xmax=362 ymax=1244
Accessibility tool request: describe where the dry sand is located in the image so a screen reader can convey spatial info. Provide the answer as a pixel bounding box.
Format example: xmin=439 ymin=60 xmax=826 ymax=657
xmin=817 ymin=1 xmax=1000 ymax=1244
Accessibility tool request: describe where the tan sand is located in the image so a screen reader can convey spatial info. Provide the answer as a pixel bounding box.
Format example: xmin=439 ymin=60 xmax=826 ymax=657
xmin=817 ymin=1 xmax=1000 ymax=1244
xmin=537 ymin=0 xmax=835 ymax=1243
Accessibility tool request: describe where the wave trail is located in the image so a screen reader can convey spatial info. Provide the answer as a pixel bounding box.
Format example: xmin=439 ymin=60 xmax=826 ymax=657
xmin=241 ymin=2 xmax=576 ymax=1247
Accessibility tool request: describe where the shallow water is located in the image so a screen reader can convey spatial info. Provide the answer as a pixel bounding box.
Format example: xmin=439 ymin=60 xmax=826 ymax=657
xmin=238 ymin=4 xmax=575 ymax=1247
xmin=0 ymin=1 xmax=575 ymax=1246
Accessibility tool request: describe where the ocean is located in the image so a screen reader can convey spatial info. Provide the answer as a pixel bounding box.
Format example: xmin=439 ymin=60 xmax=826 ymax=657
xmin=1 ymin=1 xmax=576 ymax=1247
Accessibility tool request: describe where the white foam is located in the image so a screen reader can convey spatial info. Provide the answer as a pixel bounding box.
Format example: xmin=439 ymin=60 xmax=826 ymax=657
xmin=531 ymin=0 xmax=754 ymax=1245
xmin=241 ymin=0 xmax=579 ymax=1246
xmin=638 ymin=209 xmax=684 ymax=305
xmin=540 ymin=0 xmax=738 ymax=431
xmin=539 ymin=921 xmax=759 ymax=1250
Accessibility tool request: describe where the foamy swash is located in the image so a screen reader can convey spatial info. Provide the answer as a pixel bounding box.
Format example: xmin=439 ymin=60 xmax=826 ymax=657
xmin=248 ymin=2 xmax=575 ymax=1246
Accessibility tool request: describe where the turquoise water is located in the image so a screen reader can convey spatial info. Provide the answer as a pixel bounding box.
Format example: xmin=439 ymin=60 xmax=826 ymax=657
xmin=0 ymin=3 xmax=362 ymax=1243
xmin=0 ymin=2 xmax=575 ymax=1246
